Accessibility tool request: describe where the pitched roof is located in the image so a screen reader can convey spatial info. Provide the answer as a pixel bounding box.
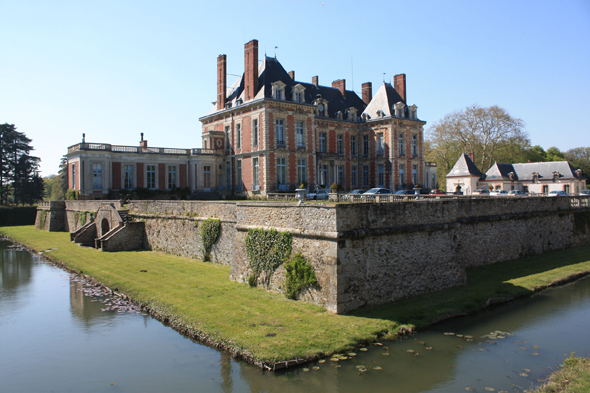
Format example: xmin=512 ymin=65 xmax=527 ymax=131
xmin=484 ymin=161 xmax=583 ymax=181
xmin=362 ymin=82 xmax=405 ymax=119
xmin=446 ymin=153 xmax=484 ymax=178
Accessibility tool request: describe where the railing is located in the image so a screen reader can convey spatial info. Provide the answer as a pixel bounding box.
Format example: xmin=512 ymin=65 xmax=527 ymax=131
xmin=67 ymin=143 xmax=219 ymax=156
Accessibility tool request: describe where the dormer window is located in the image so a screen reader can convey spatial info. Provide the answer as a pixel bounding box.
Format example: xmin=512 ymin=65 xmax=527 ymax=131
xmin=409 ymin=104 xmax=418 ymax=120
xmin=394 ymin=102 xmax=405 ymax=117
xmin=376 ymin=110 xmax=385 ymax=118
xmin=335 ymin=111 xmax=343 ymax=120
xmin=532 ymin=172 xmax=539 ymax=184
xmin=361 ymin=113 xmax=370 ymax=121
xmin=347 ymin=107 xmax=357 ymax=122
xmin=236 ymin=98 xmax=243 ymax=106
xmin=271 ymin=81 xmax=286 ymax=101
xmin=292 ymin=84 xmax=305 ymax=103
xmin=313 ymin=96 xmax=328 ymax=117
xmin=552 ymin=172 xmax=560 ymax=183
xmin=225 ymin=102 xmax=232 ymax=109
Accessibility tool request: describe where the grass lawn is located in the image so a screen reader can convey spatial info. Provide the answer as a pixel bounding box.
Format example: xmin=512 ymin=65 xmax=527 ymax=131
xmin=534 ymin=354 xmax=590 ymax=393
xmin=2 ymin=225 xmax=590 ymax=367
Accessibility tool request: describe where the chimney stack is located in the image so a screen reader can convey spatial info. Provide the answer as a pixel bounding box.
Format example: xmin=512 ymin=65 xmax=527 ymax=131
xmin=332 ymin=79 xmax=346 ymax=97
xmin=312 ymin=76 xmax=319 ymax=87
xmin=394 ymin=73 xmax=406 ymax=103
xmin=288 ymin=71 xmax=295 ymax=80
xmin=468 ymin=152 xmax=475 ymax=163
xmin=244 ymin=39 xmax=259 ymax=101
xmin=361 ymin=82 xmax=372 ymax=105
xmin=217 ymin=54 xmax=227 ymax=110
xmin=140 ymin=133 xmax=148 ymax=148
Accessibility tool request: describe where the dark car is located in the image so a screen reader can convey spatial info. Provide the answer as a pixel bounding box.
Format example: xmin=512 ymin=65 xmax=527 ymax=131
xmin=364 ymin=188 xmax=392 ymax=195
xmin=429 ymin=189 xmax=446 ymax=195
xmin=394 ymin=190 xmax=415 ymax=195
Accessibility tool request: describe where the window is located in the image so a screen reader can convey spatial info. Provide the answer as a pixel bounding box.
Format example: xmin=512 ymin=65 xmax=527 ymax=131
xmin=543 ymin=185 xmax=548 ymax=194
xmin=297 ymin=159 xmax=306 ymax=184
xmin=400 ymin=164 xmax=405 ymax=185
xmin=337 ymin=135 xmax=343 ymax=155
xmin=236 ymin=160 xmax=242 ymax=191
xmin=92 ymin=164 xmax=102 ymax=190
xmin=378 ymin=164 xmax=384 ymax=187
xmin=147 ymin=165 xmax=156 ymax=189
xmin=412 ymin=134 xmax=418 ymax=156
xmin=225 ymin=126 xmax=230 ymax=150
xmin=292 ymin=84 xmax=305 ymax=103
xmin=296 ymin=121 xmax=304 ymax=147
xmin=253 ymin=158 xmax=259 ymax=190
xmin=276 ymin=119 xmax=285 ymax=146
xmin=236 ymin=124 xmax=241 ymax=149
xmin=412 ymin=165 xmax=418 ymax=185
xmin=71 ymin=164 xmax=76 ymax=190
xmin=337 ymin=165 xmax=343 ymax=186
xmin=295 ymin=92 xmax=302 ymax=103
xmin=167 ymin=166 xmax=176 ymax=189
xmin=277 ymin=158 xmax=286 ymax=188
xmin=377 ymin=133 xmax=384 ymax=155
xmin=351 ymin=165 xmax=357 ymax=187
xmin=321 ymin=165 xmax=328 ymax=187
xmin=319 ymin=132 xmax=327 ymax=152
xmin=203 ymin=166 xmax=211 ymax=189
xmin=124 ymin=165 xmax=134 ymax=189
xmin=363 ymin=165 xmax=369 ymax=187
xmin=399 ymin=133 xmax=405 ymax=155
xmin=252 ymin=119 xmax=258 ymax=147
xmin=564 ymin=185 xmax=570 ymax=193
xmin=363 ymin=135 xmax=369 ymax=156
xmin=272 ymin=81 xmax=286 ymax=100
xmin=351 ymin=136 xmax=357 ymax=156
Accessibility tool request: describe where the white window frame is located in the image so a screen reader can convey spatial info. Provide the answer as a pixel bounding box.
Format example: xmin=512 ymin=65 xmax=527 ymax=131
xmin=400 ymin=164 xmax=405 ymax=185
xmin=351 ymin=135 xmax=357 ymax=156
xmin=253 ymin=157 xmax=260 ymax=190
xmin=297 ymin=158 xmax=306 ymax=184
xmin=168 ymin=165 xmax=177 ymax=189
xmin=399 ymin=133 xmax=405 ymax=156
xmin=412 ymin=164 xmax=418 ymax=185
xmin=252 ymin=119 xmax=258 ymax=147
xmin=378 ymin=164 xmax=385 ymax=187
xmin=92 ymin=163 xmax=102 ymax=190
xmin=236 ymin=123 xmax=241 ymax=149
xmin=351 ymin=165 xmax=357 ymax=187
xmin=319 ymin=132 xmax=327 ymax=152
xmin=412 ymin=134 xmax=417 ymax=156
xmin=277 ymin=157 xmax=286 ymax=188
xmin=276 ymin=119 xmax=285 ymax=146
xmin=146 ymin=164 xmax=156 ymax=190
xmin=124 ymin=164 xmax=134 ymax=189
xmin=296 ymin=121 xmax=304 ymax=147
xmin=337 ymin=135 xmax=343 ymax=155
xmin=363 ymin=165 xmax=369 ymax=187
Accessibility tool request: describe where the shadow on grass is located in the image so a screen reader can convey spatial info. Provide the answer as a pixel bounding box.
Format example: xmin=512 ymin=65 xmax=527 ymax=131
xmin=350 ymin=245 xmax=590 ymax=330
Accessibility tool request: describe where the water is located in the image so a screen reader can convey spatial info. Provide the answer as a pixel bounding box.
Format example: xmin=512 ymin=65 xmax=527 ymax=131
xmin=1 ymin=238 xmax=590 ymax=393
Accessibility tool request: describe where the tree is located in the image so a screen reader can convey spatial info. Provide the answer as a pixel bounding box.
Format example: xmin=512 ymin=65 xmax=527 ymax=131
xmin=546 ymin=146 xmax=566 ymax=162
xmin=426 ymin=105 xmax=528 ymax=189
xmin=0 ymin=123 xmax=44 ymax=205
xmin=565 ymin=147 xmax=590 ymax=179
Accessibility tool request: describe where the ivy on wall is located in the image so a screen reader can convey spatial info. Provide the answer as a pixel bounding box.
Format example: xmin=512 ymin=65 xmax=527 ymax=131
xmin=245 ymin=228 xmax=292 ymax=287
xmin=284 ymin=253 xmax=318 ymax=300
xmin=200 ymin=218 xmax=221 ymax=262
xmin=38 ymin=210 xmax=48 ymax=230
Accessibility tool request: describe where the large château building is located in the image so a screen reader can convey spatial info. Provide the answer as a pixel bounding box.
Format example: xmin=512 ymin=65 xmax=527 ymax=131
xmin=66 ymin=39 xmax=434 ymax=199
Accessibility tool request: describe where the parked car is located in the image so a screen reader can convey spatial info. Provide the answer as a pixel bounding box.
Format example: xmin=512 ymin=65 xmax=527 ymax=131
xmin=579 ymin=190 xmax=590 ymax=196
xmin=490 ymin=190 xmax=509 ymax=196
xmin=472 ymin=189 xmax=490 ymax=195
xmin=364 ymin=188 xmax=392 ymax=195
xmin=508 ymin=190 xmax=526 ymax=196
xmin=429 ymin=189 xmax=446 ymax=195
xmin=547 ymin=190 xmax=569 ymax=197
xmin=394 ymin=190 xmax=415 ymax=195
xmin=340 ymin=189 xmax=366 ymax=201
xmin=307 ymin=188 xmax=330 ymax=200
xmin=349 ymin=189 xmax=366 ymax=195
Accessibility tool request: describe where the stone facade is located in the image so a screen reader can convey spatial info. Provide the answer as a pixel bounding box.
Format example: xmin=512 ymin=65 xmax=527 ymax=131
xmin=38 ymin=197 xmax=590 ymax=313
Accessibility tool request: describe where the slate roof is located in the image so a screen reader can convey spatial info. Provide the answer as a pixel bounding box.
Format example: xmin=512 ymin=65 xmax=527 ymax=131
xmin=484 ymin=161 xmax=583 ymax=181
xmin=209 ymin=56 xmax=367 ymax=119
xmin=446 ymin=154 xmax=484 ymax=178
xmin=362 ymin=82 xmax=405 ymax=119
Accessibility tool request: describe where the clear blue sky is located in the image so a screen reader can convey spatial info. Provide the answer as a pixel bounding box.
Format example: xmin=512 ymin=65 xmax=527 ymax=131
xmin=1 ymin=0 xmax=589 ymax=176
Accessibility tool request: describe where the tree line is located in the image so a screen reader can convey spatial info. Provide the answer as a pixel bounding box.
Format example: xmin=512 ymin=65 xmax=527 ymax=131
xmin=0 ymin=124 xmax=44 ymax=205
xmin=425 ymin=105 xmax=589 ymax=190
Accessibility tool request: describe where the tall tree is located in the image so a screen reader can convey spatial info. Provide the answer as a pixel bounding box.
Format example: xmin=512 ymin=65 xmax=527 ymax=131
xmin=426 ymin=105 xmax=529 ymax=189
xmin=565 ymin=147 xmax=590 ymax=180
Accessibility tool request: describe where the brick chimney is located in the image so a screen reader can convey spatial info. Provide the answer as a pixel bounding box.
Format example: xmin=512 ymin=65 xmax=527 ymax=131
xmin=362 ymin=82 xmax=372 ymax=105
xmin=312 ymin=76 xmax=319 ymax=87
xmin=332 ymin=79 xmax=346 ymax=97
xmin=140 ymin=133 xmax=148 ymax=148
xmin=468 ymin=152 xmax=475 ymax=163
xmin=288 ymin=71 xmax=295 ymax=80
xmin=244 ymin=39 xmax=258 ymax=101
xmin=394 ymin=73 xmax=406 ymax=103
xmin=217 ymin=54 xmax=227 ymax=110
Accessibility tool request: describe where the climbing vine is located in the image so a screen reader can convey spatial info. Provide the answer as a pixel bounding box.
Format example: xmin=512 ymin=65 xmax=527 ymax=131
xmin=80 ymin=211 xmax=88 ymax=226
xmin=284 ymin=253 xmax=318 ymax=300
xmin=245 ymin=228 xmax=292 ymax=287
xmin=38 ymin=210 xmax=48 ymax=230
xmin=200 ymin=218 xmax=221 ymax=262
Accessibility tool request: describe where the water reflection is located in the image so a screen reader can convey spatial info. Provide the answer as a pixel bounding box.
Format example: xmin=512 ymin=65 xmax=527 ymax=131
xmin=0 ymin=240 xmax=33 ymax=295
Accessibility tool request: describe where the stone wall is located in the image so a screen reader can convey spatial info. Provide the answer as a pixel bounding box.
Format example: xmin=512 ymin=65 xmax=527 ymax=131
xmin=102 ymin=222 xmax=145 ymax=252
xmin=37 ymin=197 xmax=590 ymax=313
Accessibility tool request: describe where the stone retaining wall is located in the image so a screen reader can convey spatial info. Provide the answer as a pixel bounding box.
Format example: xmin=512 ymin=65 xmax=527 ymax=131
xmin=37 ymin=197 xmax=590 ymax=313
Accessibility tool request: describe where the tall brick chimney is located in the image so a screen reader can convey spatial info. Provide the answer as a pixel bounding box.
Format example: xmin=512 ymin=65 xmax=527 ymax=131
xmin=362 ymin=82 xmax=372 ymax=105
xmin=217 ymin=54 xmax=227 ymax=110
xmin=288 ymin=71 xmax=295 ymax=80
xmin=244 ymin=39 xmax=259 ymax=101
xmin=394 ymin=73 xmax=406 ymax=103
xmin=468 ymin=152 xmax=475 ymax=163
xmin=312 ymin=76 xmax=319 ymax=87
xmin=332 ymin=79 xmax=346 ymax=97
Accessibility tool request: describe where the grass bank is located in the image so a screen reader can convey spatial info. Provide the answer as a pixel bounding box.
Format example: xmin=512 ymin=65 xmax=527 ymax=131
xmin=2 ymin=226 xmax=590 ymax=369
xmin=534 ymin=354 xmax=590 ymax=392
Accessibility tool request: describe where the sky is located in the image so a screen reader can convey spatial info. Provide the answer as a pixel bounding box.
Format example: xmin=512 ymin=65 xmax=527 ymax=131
xmin=1 ymin=0 xmax=589 ymax=176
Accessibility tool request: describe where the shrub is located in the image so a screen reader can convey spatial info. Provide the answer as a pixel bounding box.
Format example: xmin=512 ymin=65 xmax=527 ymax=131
xmin=200 ymin=218 xmax=221 ymax=262
xmin=245 ymin=228 xmax=292 ymax=287
xmin=284 ymin=253 xmax=318 ymax=300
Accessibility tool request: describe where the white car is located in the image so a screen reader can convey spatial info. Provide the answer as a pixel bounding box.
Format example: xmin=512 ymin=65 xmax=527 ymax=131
xmin=306 ymin=188 xmax=329 ymax=200
xmin=580 ymin=190 xmax=590 ymax=196
xmin=508 ymin=190 xmax=526 ymax=196
xmin=490 ymin=190 xmax=509 ymax=196
xmin=547 ymin=190 xmax=568 ymax=197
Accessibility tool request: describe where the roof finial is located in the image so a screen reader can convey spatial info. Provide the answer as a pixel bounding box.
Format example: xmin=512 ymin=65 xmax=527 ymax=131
xmin=274 ymin=46 xmax=278 ymax=59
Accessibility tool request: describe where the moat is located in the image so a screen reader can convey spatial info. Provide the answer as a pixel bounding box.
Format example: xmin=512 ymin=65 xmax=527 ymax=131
xmin=2 ymin=238 xmax=590 ymax=393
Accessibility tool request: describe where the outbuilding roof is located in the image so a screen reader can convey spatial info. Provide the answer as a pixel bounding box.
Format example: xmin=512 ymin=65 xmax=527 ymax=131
xmin=446 ymin=153 xmax=484 ymax=178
